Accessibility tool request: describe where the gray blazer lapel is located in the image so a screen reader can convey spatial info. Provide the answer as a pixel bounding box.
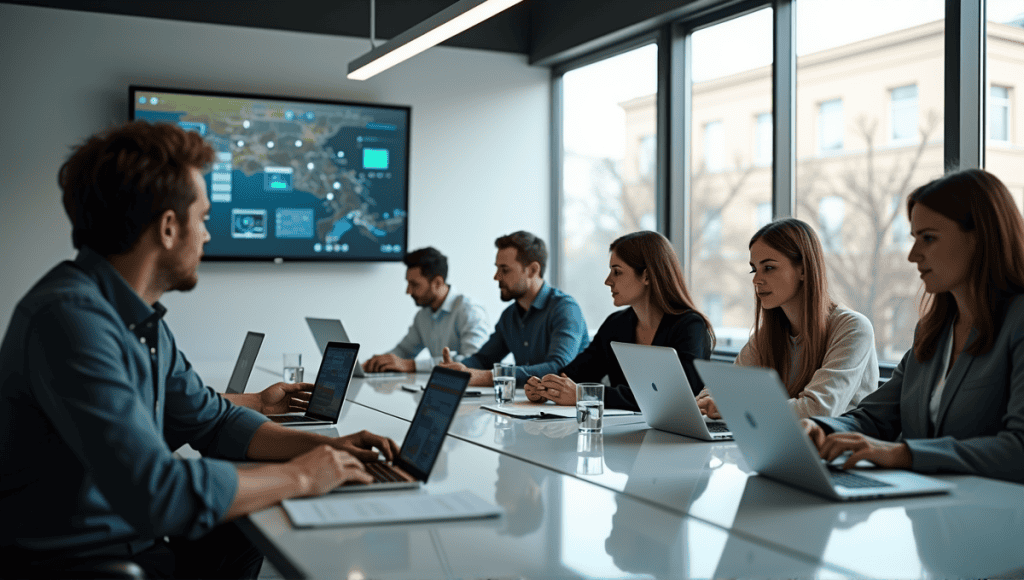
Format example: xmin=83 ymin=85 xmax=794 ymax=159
xmin=908 ymin=325 xmax=950 ymax=439
xmin=933 ymin=327 xmax=979 ymax=434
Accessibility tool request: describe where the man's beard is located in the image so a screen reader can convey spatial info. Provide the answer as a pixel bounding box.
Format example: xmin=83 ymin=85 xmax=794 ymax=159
xmin=499 ymin=282 xmax=526 ymax=302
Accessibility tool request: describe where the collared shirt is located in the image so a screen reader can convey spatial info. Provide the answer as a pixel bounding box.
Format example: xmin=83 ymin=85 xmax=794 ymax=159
xmin=461 ymin=282 xmax=589 ymax=384
xmin=0 ymin=247 xmax=267 ymax=554
xmin=388 ymin=286 xmax=490 ymax=372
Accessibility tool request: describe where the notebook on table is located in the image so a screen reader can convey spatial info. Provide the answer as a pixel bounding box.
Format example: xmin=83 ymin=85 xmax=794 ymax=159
xmin=267 ymin=341 xmax=359 ymax=427
xmin=611 ymin=341 xmax=732 ymax=441
xmin=692 ymin=359 xmax=954 ymax=501
xmin=332 ymin=365 xmax=471 ymax=493
xmin=225 ymin=331 xmax=264 ymax=394
xmin=305 ymin=316 xmax=408 ymax=379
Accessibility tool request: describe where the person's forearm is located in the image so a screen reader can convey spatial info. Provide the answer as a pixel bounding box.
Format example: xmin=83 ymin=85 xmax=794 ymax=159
xmin=224 ymin=463 xmax=306 ymax=520
xmin=221 ymin=392 xmax=260 ymax=411
xmin=246 ymin=422 xmax=331 ymax=461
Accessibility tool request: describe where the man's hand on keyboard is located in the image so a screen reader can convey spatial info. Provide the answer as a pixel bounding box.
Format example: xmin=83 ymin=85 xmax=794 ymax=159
xmin=289 ymin=445 xmax=373 ymax=496
xmin=332 ymin=430 xmax=400 ymax=463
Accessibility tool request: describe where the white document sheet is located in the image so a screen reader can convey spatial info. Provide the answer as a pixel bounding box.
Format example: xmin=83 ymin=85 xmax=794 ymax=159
xmin=282 ymin=490 xmax=502 ymax=528
xmin=481 ymin=401 xmax=638 ymax=419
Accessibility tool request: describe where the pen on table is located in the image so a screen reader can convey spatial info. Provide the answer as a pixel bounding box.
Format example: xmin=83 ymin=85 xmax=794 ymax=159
xmin=400 ymin=384 xmax=419 ymax=393
xmin=462 ymin=390 xmax=483 ymax=398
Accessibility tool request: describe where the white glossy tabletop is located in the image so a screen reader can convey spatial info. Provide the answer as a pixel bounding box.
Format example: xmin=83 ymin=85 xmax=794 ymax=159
xmin=342 ymin=378 xmax=1024 ymax=579
xmin=247 ymin=403 xmax=849 ymax=580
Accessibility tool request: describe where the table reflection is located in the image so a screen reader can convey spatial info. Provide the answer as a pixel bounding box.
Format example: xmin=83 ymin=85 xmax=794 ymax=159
xmin=577 ymin=433 xmax=604 ymax=476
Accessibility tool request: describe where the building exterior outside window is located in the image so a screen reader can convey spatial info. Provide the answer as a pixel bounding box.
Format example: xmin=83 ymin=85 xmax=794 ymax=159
xmin=991 ymin=85 xmax=1011 ymax=142
xmin=755 ymin=112 xmax=772 ymax=166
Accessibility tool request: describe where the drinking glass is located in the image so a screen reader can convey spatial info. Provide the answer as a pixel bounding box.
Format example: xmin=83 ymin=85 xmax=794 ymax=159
xmin=283 ymin=353 xmax=304 ymax=383
xmin=492 ymin=363 xmax=516 ymax=405
xmin=576 ymin=382 xmax=604 ymax=433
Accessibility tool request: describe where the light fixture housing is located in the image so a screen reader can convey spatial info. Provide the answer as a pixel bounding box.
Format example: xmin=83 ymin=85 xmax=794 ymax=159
xmin=347 ymin=0 xmax=524 ymax=81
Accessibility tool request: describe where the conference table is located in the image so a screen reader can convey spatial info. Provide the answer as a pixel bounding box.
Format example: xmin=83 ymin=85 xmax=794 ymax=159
xmin=239 ymin=374 xmax=1024 ymax=579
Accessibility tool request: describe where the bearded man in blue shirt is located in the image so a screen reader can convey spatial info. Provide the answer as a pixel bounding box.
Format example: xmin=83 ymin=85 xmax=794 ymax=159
xmin=439 ymin=231 xmax=589 ymax=386
xmin=0 ymin=121 xmax=399 ymax=579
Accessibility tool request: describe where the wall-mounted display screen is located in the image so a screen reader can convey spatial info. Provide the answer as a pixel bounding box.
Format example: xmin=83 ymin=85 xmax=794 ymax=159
xmin=130 ymin=86 xmax=410 ymax=261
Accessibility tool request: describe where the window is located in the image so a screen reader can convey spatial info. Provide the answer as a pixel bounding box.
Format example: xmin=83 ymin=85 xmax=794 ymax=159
xmin=704 ymin=294 xmax=724 ymax=329
xmin=698 ymin=210 xmax=723 ymax=259
xmin=986 ymin=0 xmax=1023 ymax=214
xmin=754 ymin=113 xmax=772 ymax=166
xmin=638 ymin=134 xmax=656 ymax=177
xmin=690 ymin=8 xmax=773 ymax=351
xmin=818 ymin=196 xmax=845 ymax=253
xmin=756 ymin=202 xmax=773 ymax=230
xmin=990 ymin=86 xmax=1011 ymax=142
xmin=559 ymin=43 xmax=658 ymax=330
xmin=796 ymin=0 xmax=944 ymax=365
xmin=890 ymin=84 xmax=919 ymax=143
xmin=703 ymin=121 xmax=725 ymax=172
xmin=818 ymin=98 xmax=844 ymax=153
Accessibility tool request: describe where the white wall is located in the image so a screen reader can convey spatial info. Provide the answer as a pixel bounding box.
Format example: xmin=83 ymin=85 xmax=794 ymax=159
xmin=0 ymin=4 xmax=550 ymax=384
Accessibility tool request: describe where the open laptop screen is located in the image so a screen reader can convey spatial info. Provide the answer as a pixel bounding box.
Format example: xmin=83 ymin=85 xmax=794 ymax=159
xmin=306 ymin=342 xmax=358 ymax=422
xmin=396 ymin=367 xmax=469 ymax=481
xmin=225 ymin=331 xmax=264 ymax=394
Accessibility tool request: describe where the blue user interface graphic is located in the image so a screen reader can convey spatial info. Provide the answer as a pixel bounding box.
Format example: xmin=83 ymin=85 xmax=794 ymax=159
xmin=363 ymin=148 xmax=389 ymax=170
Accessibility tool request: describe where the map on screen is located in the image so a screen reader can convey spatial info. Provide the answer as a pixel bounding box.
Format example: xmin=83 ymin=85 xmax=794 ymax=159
xmin=130 ymin=86 xmax=409 ymax=261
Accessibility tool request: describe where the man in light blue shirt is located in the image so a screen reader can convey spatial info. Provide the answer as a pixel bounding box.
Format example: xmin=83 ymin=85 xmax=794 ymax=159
xmin=440 ymin=231 xmax=589 ymax=386
xmin=364 ymin=247 xmax=489 ymax=373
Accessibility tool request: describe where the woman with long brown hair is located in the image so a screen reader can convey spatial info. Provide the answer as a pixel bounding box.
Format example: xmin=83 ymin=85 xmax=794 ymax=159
xmin=697 ymin=218 xmax=879 ymax=418
xmin=803 ymin=169 xmax=1024 ymax=482
xmin=525 ymin=230 xmax=714 ymax=410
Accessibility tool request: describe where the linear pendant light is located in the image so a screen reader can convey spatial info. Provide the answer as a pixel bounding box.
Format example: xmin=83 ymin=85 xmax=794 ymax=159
xmin=347 ymin=0 xmax=524 ymax=81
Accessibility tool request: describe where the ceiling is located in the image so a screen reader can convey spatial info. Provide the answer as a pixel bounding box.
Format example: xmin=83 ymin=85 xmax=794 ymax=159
xmin=4 ymin=0 xmax=732 ymax=65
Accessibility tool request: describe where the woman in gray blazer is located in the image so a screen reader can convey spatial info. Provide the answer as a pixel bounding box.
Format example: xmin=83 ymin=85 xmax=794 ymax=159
xmin=803 ymin=169 xmax=1024 ymax=484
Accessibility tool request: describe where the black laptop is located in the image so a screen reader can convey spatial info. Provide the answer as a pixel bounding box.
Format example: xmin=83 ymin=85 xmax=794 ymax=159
xmin=268 ymin=341 xmax=359 ymax=426
xmin=225 ymin=331 xmax=264 ymax=395
xmin=334 ymin=365 xmax=470 ymax=492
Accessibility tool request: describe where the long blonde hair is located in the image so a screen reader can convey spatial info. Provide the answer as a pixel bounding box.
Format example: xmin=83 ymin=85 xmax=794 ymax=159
xmin=749 ymin=219 xmax=836 ymax=396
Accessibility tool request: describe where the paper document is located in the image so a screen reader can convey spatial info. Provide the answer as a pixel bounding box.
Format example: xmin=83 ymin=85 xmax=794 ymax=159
xmin=482 ymin=402 xmax=638 ymax=419
xmin=282 ymin=490 xmax=502 ymax=528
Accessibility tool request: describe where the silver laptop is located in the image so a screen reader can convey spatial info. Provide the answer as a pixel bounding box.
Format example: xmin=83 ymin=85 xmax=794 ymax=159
xmin=693 ymin=360 xmax=954 ymax=501
xmin=333 ymin=366 xmax=470 ymax=493
xmin=611 ymin=342 xmax=732 ymax=441
xmin=305 ymin=316 xmax=407 ymax=379
xmin=225 ymin=331 xmax=264 ymax=394
xmin=268 ymin=342 xmax=359 ymax=427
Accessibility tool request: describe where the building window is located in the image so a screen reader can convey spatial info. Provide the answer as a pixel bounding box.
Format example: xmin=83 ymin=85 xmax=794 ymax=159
xmin=754 ymin=113 xmax=772 ymax=166
xmin=699 ymin=209 xmax=723 ymax=258
xmin=818 ymin=98 xmax=844 ymax=153
xmin=703 ymin=120 xmax=725 ymax=172
xmin=818 ymin=196 xmax=845 ymax=253
xmin=991 ymin=86 xmax=1011 ymax=143
xmin=638 ymin=134 xmax=655 ymax=177
xmin=705 ymin=294 xmax=724 ymax=329
xmin=756 ymin=202 xmax=772 ymax=230
xmin=890 ymin=84 xmax=918 ymax=143
xmin=890 ymin=195 xmax=911 ymax=250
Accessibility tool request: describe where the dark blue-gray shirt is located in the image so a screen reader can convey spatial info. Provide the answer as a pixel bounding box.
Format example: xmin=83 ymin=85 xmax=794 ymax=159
xmin=0 ymin=248 xmax=267 ymax=554
xmin=461 ymin=282 xmax=589 ymax=384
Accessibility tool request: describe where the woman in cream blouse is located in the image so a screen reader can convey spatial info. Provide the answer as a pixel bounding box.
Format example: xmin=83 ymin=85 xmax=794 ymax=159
xmin=698 ymin=218 xmax=879 ymax=419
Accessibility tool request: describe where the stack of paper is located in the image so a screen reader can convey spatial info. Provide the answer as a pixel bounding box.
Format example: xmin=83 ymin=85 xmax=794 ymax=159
xmin=282 ymin=490 xmax=503 ymax=528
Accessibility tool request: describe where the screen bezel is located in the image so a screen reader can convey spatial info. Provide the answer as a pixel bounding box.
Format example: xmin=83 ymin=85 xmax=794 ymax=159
xmin=394 ymin=366 xmax=470 ymax=482
xmin=128 ymin=84 xmax=411 ymax=263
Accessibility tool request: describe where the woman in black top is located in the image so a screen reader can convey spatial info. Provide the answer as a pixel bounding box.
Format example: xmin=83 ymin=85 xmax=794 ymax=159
xmin=525 ymin=231 xmax=715 ymax=410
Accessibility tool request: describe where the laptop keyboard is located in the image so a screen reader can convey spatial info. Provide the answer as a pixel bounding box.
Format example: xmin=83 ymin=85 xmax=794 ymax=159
xmin=706 ymin=421 xmax=730 ymax=433
xmin=828 ymin=467 xmax=894 ymax=489
xmin=366 ymin=462 xmax=405 ymax=483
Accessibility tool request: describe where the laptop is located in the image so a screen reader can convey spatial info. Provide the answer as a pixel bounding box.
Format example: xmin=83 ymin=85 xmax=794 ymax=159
xmin=305 ymin=317 xmax=407 ymax=379
xmin=334 ymin=366 xmax=470 ymax=492
xmin=268 ymin=341 xmax=359 ymax=427
xmin=611 ymin=342 xmax=732 ymax=441
xmin=692 ymin=360 xmax=955 ymax=501
xmin=225 ymin=331 xmax=264 ymax=394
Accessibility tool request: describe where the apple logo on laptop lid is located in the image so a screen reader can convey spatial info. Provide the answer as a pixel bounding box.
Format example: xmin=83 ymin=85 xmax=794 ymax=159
xmin=651 ymin=382 xmax=658 ymax=391
xmin=745 ymin=411 xmax=758 ymax=429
